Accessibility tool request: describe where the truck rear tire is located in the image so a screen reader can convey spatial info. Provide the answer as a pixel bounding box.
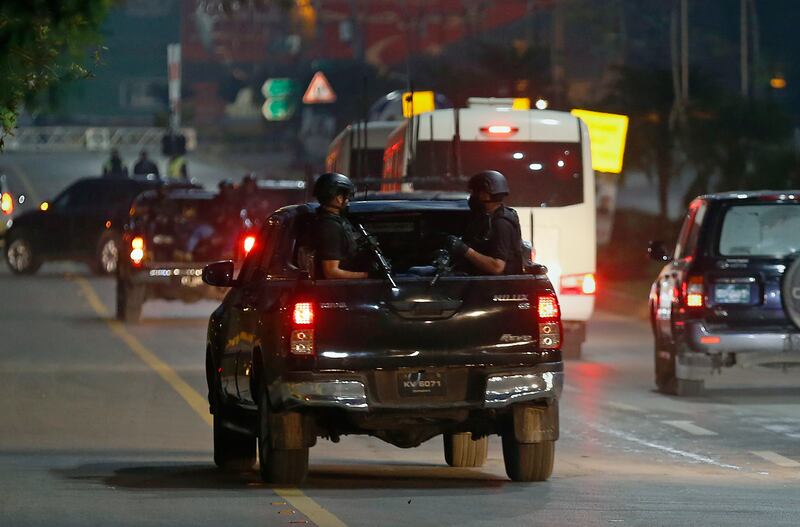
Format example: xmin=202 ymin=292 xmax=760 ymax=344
xmin=116 ymin=279 xmax=145 ymax=323
xmin=213 ymin=415 xmax=256 ymax=471
xmin=443 ymin=432 xmax=488 ymax=467
xmin=502 ymin=434 xmax=554 ymax=482
xmin=257 ymin=390 xmax=309 ymax=485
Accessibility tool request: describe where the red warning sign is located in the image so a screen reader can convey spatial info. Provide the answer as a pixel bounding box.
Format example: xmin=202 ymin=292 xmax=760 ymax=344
xmin=302 ymin=71 xmax=337 ymax=104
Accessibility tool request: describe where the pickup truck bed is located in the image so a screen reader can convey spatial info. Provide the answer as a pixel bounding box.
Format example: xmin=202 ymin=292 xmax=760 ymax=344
xmin=204 ymin=199 xmax=564 ymax=484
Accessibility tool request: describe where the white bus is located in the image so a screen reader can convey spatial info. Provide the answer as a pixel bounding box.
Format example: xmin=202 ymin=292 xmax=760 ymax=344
xmin=326 ymin=121 xmax=400 ymax=182
xmin=382 ymin=100 xmax=596 ymax=358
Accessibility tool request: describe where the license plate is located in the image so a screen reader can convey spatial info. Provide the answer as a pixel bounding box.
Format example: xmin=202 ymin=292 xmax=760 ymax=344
xmin=714 ymin=283 xmax=750 ymax=303
xmin=398 ymin=370 xmax=446 ymax=396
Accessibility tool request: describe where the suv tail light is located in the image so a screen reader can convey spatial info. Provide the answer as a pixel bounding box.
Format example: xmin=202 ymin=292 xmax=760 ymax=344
xmin=537 ymin=293 xmax=561 ymax=350
xmin=560 ymin=273 xmax=596 ymax=295
xmin=130 ymin=236 xmax=145 ymax=266
xmin=683 ymin=275 xmax=704 ymax=308
xmin=290 ymin=302 xmax=315 ymax=355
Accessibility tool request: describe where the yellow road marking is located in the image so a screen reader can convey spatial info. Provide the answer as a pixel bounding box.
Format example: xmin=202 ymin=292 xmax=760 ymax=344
xmin=70 ymin=275 xmax=349 ymax=527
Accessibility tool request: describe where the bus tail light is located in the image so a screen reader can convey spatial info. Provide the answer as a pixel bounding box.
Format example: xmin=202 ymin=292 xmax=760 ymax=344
xmin=130 ymin=236 xmax=145 ymax=266
xmin=1 ymin=192 xmax=13 ymax=215
xmin=560 ymin=273 xmax=596 ymax=295
xmin=242 ymin=235 xmax=256 ymax=255
xmin=480 ymin=125 xmax=519 ymax=137
xmin=537 ymin=293 xmax=561 ymax=350
xmin=290 ymin=302 xmax=315 ymax=355
xmin=683 ymin=276 xmax=704 ymax=308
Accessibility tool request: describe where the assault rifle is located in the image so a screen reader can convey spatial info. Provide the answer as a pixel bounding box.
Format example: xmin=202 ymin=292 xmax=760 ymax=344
xmin=355 ymin=223 xmax=398 ymax=291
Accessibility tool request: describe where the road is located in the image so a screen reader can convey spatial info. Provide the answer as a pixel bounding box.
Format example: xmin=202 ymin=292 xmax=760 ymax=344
xmin=2 ymin=153 xmax=800 ymax=526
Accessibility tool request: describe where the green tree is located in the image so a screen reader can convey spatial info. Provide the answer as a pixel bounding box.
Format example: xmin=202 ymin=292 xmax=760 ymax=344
xmin=603 ymin=66 xmax=679 ymax=221
xmin=0 ymin=0 xmax=113 ymax=148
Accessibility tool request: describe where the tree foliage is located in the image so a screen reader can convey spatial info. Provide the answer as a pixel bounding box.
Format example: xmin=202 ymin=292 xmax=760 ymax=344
xmin=0 ymin=0 xmax=113 ymax=148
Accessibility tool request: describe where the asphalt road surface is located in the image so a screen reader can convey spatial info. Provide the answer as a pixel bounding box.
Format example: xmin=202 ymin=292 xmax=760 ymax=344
xmin=2 ymin=153 xmax=800 ymax=526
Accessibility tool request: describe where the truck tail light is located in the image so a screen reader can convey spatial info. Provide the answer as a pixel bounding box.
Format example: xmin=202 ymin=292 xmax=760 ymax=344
xmin=290 ymin=302 xmax=315 ymax=355
xmin=242 ymin=235 xmax=256 ymax=255
xmin=1 ymin=192 xmax=13 ymax=215
xmin=537 ymin=293 xmax=561 ymax=350
xmin=560 ymin=273 xmax=596 ymax=295
xmin=537 ymin=294 xmax=560 ymax=321
xmin=684 ymin=276 xmax=704 ymax=308
xmin=130 ymin=236 xmax=145 ymax=266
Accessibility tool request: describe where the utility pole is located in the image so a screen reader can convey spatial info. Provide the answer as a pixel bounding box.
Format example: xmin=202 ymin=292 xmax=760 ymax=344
xmin=681 ymin=0 xmax=689 ymax=102
xmin=740 ymin=0 xmax=749 ymax=98
xmin=551 ymin=0 xmax=566 ymax=105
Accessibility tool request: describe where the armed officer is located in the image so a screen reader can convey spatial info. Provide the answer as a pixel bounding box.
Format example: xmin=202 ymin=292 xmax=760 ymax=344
xmin=446 ymin=170 xmax=523 ymax=275
xmin=313 ymin=172 xmax=369 ymax=280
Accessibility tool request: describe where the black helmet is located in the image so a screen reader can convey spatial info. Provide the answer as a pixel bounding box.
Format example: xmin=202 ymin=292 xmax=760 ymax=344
xmin=313 ymin=172 xmax=355 ymax=203
xmin=468 ymin=170 xmax=509 ymax=200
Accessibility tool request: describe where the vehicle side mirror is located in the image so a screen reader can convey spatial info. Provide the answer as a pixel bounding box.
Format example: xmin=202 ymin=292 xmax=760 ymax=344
xmin=203 ymin=260 xmax=235 ymax=287
xmin=648 ymin=240 xmax=671 ymax=262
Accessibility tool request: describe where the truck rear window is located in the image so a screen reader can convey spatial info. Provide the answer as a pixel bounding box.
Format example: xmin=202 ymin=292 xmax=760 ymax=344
xmin=718 ymin=204 xmax=800 ymax=257
xmin=408 ymin=140 xmax=583 ymax=207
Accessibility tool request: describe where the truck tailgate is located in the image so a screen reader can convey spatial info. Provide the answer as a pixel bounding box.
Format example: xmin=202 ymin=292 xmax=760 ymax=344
xmin=301 ymin=275 xmax=556 ymax=370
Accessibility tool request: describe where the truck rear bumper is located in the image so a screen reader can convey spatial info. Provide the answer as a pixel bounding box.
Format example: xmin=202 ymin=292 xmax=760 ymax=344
xmin=276 ymin=364 xmax=563 ymax=412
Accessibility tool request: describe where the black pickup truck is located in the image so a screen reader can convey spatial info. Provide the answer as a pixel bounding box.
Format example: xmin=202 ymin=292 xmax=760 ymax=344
xmin=117 ymin=180 xmax=305 ymax=322
xmin=203 ymin=198 xmax=564 ymax=484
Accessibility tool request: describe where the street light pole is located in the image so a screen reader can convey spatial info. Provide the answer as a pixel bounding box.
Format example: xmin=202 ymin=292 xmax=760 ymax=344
xmin=740 ymin=0 xmax=749 ymax=98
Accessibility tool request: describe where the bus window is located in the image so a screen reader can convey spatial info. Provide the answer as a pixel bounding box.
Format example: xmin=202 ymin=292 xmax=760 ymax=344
xmin=409 ymin=141 xmax=583 ymax=207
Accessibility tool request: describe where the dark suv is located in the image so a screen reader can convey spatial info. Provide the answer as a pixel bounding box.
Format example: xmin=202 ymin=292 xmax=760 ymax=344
xmin=3 ymin=177 xmax=173 ymax=275
xmin=648 ymin=191 xmax=800 ymax=395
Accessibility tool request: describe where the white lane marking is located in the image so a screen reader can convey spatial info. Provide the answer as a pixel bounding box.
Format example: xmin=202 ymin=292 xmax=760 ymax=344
xmin=605 ymin=401 xmax=644 ymax=413
xmin=662 ymin=420 xmax=718 ymax=436
xmin=751 ymin=451 xmax=800 ymax=468
xmin=589 ymin=423 xmax=740 ymax=470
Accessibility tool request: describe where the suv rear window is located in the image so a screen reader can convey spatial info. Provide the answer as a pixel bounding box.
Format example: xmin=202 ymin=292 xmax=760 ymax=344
xmin=718 ymin=204 xmax=800 ymax=257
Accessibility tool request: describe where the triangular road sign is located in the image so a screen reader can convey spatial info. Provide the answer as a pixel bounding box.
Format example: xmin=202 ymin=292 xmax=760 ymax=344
xmin=303 ymin=71 xmax=337 ymax=104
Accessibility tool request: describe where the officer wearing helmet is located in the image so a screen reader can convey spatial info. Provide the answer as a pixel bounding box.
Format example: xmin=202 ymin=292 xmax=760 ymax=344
xmin=445 ymin=170 xmax=523 ymax=275
xmin=313 ymin=173 xmax=369 ymax=279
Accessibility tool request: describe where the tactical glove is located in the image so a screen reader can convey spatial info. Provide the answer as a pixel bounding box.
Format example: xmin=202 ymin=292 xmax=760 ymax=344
xmin=445 ymin=235 xmax=469 ymax=258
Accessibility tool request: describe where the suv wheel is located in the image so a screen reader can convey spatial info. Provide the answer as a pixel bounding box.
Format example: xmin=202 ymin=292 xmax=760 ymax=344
xmin=6 ymin=236 xmax=42 ymax=275
xmin=655 ymin=340 xmax=704 ymax=396
xmin=116 ymin=279 xmax=145 ymax=323
xmin=443 ymin=432 xmax=488 ymax=467
xmin=91 ymin=232 xmax=118 ymax=275
xmin=501 ymin=433 xmax=554 ymax=482
xmin=257 ymin=389 xmax=309 ymax=485
xmin=213 ymin=415 xmax=256 ymax=471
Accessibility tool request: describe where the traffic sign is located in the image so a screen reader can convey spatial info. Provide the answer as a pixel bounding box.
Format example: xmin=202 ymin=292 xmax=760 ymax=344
xmin=570 ymin=109 xmax=629 ymax=174
xmin=303 ymin=71 xmax=337 ymax=104
xmin=401 ymin=91 xmax=435 ymax=117
xmin=262 ymin=98 xmax=295 ymax=121
xmin=262 ymin=78 xmax=297 ymax=99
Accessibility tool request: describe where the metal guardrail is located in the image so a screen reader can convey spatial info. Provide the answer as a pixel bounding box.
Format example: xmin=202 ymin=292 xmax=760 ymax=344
xmin=3 ymin=127 xmax=197 ymax=152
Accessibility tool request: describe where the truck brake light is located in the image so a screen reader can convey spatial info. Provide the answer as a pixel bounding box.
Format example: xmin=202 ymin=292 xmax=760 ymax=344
xmin=537 ymin=294 xmax=560 ymax=321
xmin=290 ymin=302 xmax=315 ymax=355
xmin=1 ymin=192 xmax=13 ymax=215
xmin=537 ymin=293 xmax=561 ymax=350
xmin=242 ymin=235 xmax=256 ymax=255
xmin=480 ymin=125 xmax=519 ymax=137
xmin=560 ymin=273 xmax=596 ymax=295
xmin=130 ymin=236 xmax=145 ymax=266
